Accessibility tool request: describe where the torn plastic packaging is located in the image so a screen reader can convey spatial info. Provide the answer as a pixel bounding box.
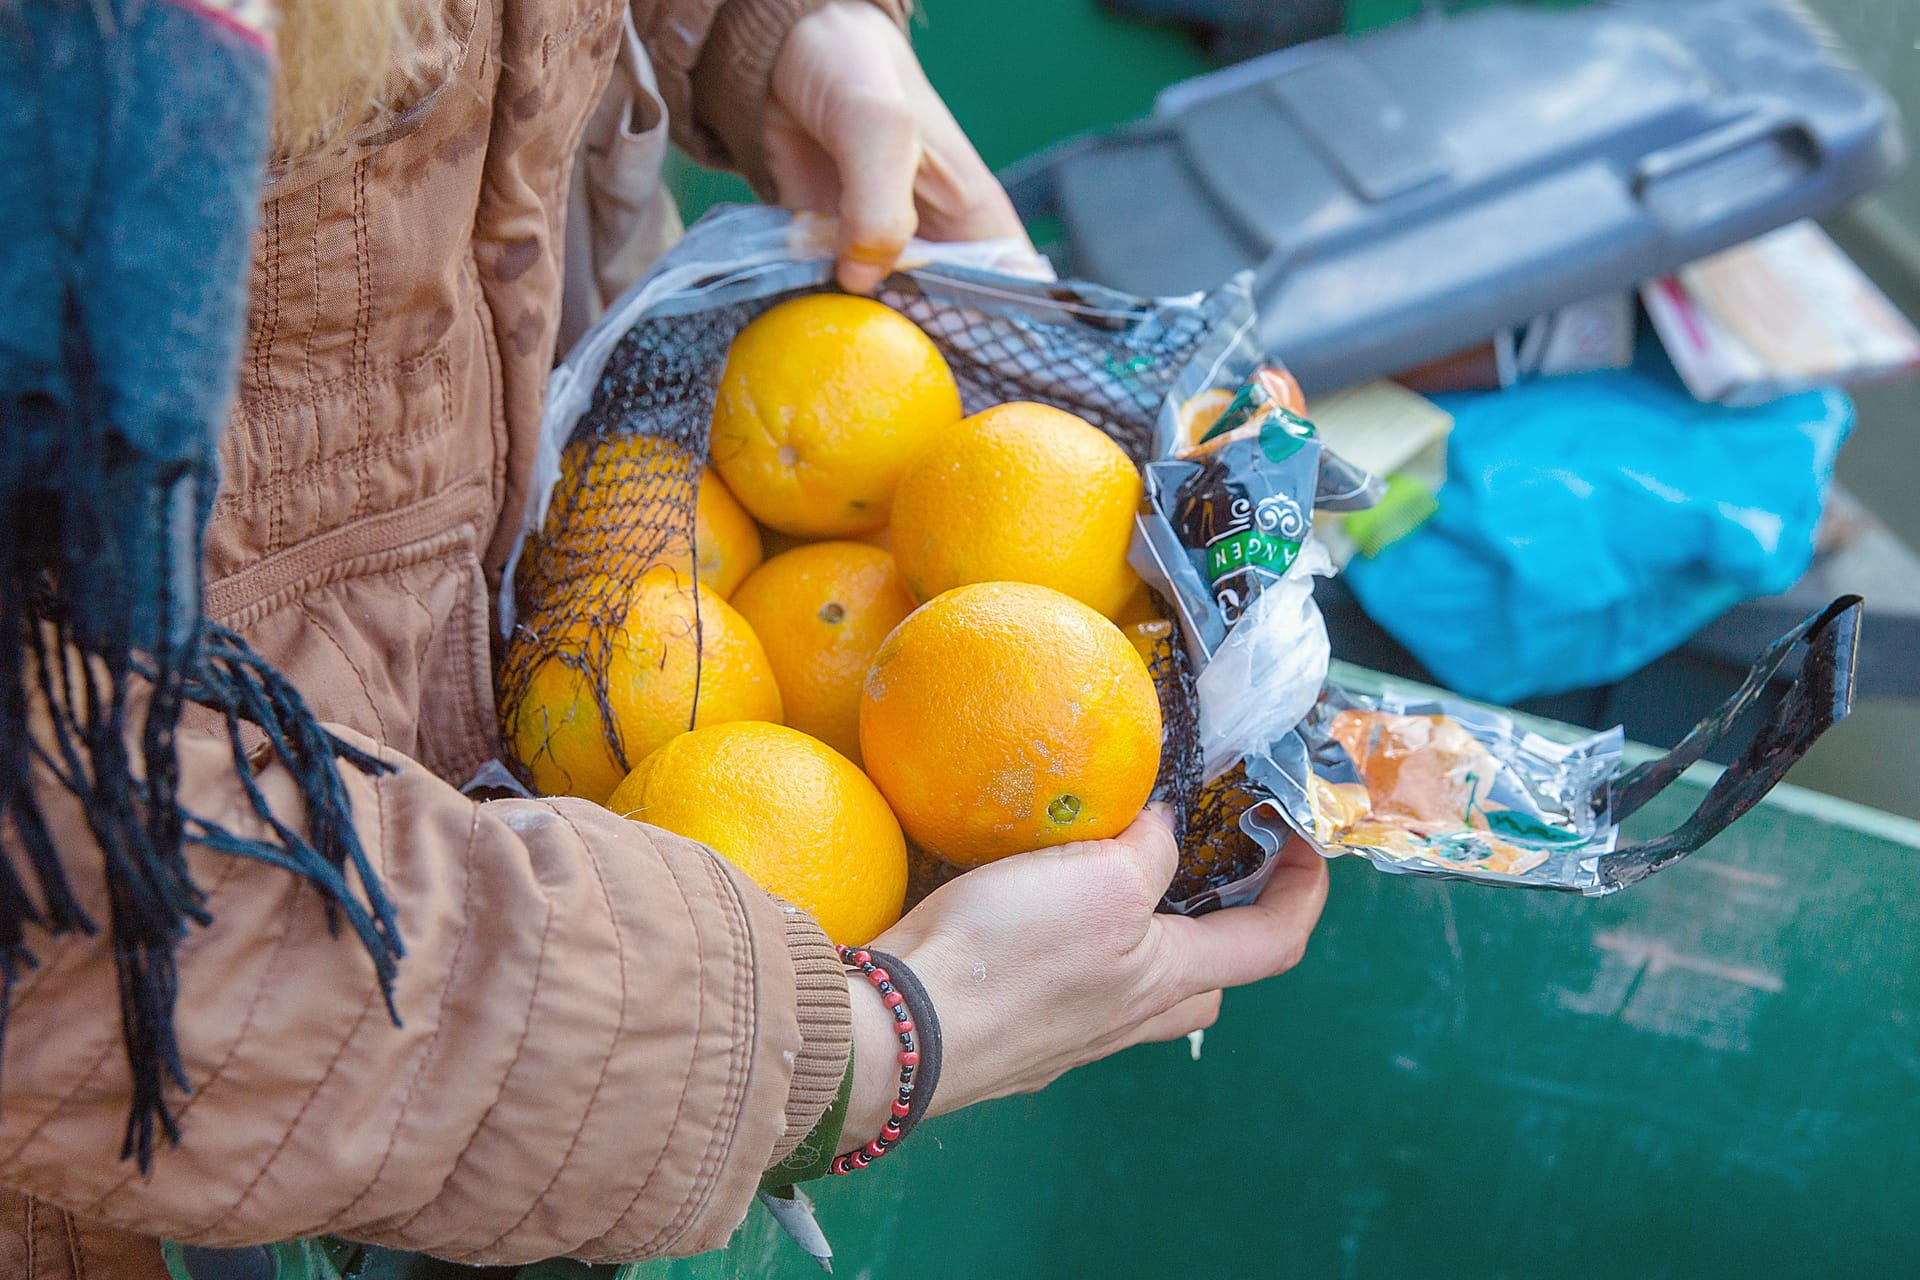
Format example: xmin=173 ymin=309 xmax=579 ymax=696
xmin=1126 ymin=360 xmax=1860 ymax=906
xmin=1130 ymin=367 xmax=1380 ymax=787
xmin=1188 ymin=596 xmax=1862 ymax=904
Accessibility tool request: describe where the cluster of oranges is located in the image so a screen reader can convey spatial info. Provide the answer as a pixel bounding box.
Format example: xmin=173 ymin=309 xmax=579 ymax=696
xmin=507 ymin=294 xmax=1167 ymax=945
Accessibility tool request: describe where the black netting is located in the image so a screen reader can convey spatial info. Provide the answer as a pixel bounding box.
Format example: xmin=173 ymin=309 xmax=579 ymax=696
xmin=881 ymin=284 xmax=1216 ymax=465
xmin=501 ymin=270 xmax=1249 ymax=913
xmin=1167 ymin=761 xmax=1269 ymax=910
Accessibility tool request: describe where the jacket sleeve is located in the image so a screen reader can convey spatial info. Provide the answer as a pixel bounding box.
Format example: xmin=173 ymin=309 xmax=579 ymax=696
xmin=634 ymin=0 xmax=913 ymax=189
xmin=0 ymin=720 xmax=851 ymax=1266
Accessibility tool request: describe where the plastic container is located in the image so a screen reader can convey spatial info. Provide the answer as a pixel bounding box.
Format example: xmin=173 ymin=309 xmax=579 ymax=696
xmin=1005 ymin=0 xmax=1906 ymax=393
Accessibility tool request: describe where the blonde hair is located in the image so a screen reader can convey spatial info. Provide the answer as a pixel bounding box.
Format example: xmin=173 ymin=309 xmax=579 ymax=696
xmin=272 ymin=0 xmax=437 ymax=155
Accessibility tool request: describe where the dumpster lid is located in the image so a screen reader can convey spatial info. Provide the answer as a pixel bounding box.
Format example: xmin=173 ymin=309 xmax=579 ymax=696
xmin=1003 ymin=0 xmax=1906 ymax=394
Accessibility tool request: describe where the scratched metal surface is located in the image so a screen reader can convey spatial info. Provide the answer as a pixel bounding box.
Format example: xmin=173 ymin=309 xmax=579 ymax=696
xmin=620 ymin=767 xmax=1920 ymax=1280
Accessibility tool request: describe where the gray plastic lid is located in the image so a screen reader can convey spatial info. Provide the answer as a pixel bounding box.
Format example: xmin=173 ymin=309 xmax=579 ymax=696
xmin=1006 ymin=0 xmax=1905 ymax=394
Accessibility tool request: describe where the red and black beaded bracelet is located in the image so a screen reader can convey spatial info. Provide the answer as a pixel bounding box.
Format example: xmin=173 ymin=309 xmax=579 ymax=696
xmin=832 ymin=946 xmax=943 ymax=1176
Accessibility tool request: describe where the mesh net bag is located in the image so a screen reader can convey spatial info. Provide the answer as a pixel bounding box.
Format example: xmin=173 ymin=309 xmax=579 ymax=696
xmin=498 ymin=208 xmax=1271 ymax=914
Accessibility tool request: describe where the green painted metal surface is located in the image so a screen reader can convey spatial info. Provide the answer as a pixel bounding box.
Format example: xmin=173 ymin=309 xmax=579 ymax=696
xmin=909 ymin=1 xmax=1209 ymax=173
xmin=666 ymin=0 xmax=1210 ymax=222
xmin=615 ymin=758 xmax=1920 ymax=1279
xmin=1345 ymin=0 xmax=1590 ymax=34
xmin=244 ymin=670 xmax=1918 ymax=1279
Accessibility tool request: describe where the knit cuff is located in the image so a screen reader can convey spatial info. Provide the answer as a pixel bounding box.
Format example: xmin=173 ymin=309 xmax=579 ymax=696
xmin=766 ymin=908 xmax=852 ymax=1167
xmin=687 ymin=0 xmax=913 ymax=191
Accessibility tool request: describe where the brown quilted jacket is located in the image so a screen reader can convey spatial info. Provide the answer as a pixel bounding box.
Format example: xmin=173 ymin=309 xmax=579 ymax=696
xmin=0 ymin=0 xmax=904 ymax=1269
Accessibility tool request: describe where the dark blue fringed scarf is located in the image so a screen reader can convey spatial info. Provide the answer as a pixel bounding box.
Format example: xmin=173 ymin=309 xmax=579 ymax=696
xmin=0 ymin=0 xmax=404 ymax=1171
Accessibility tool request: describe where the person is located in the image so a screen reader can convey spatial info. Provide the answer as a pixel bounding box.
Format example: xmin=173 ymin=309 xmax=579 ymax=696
xmin=0 ymin=1 xmax=1328 ymax=1275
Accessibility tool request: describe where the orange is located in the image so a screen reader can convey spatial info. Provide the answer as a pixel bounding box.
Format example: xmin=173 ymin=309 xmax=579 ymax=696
xmin=690 ymin=467 xmax=763 ymax=597
xmin=758 ymin=526 xmax=809 ymax=560
xmin=708 ymin=294 xmax=961 ymax=538
xmin=508 ymin=566 xmax=782 ymax=803
xmin=538 ymin=435 xmax=761 ymax=597
xmin=765 ymin=524 xmax=888 ymax=555
xmin=890 ymin=402 xmax=1144 ymax=620
xmin=1123 ymin=618 xmax=1176 ymax=665
xmin=1173 ymin=368 xmax=1305 ymax=450
xmin=1176 ymin=387 xmax=1237 ymax=451
xmin=859 ymin=582 xmax=1163 ymax=867
xmin=1112 ymin=579 xmax=1160 ymax=627
xmin=609 ymin=722 xmax=907 ymax=945
xmin=730 ymin=542 xmax=917 ymax=764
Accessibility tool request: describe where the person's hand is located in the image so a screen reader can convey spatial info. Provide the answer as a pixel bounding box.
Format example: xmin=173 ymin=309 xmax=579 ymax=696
xmin=838 ymin=807 xmax=1330 ymax=1144
xmin=765 ymin=0 xmax=1029 ymax=294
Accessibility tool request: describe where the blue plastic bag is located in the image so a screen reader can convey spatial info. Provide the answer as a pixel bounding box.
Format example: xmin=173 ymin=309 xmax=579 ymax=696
xmin=1343 ymin=359 xmax=1851 ymax=704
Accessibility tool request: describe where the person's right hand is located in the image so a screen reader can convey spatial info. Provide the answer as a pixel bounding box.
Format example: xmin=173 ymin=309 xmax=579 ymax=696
xmin=839 ymin=806 xmax=1330 ymax=1142
xmin=764 ymin=0 xmax=1029 ymax=294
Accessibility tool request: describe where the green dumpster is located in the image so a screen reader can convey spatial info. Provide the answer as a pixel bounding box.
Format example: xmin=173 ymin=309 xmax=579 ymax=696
xmin=575 ymin=664 xmax=1919 ymax=1279
xmin=201 ymin=663 xmax=1919 ymax=1280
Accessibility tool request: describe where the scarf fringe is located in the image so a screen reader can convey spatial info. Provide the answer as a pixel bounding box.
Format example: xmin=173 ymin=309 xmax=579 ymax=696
xmin=1 ymin=589 xmax=402 ymax=1171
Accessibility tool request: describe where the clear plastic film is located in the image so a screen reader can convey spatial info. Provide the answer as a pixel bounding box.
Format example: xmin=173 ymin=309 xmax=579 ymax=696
xmin=1242 ymin=595 xmax=1862 ymax=896
xmin=1254 ymin=686 xmax=1624 ymax=891
xmin=1131 ymin=359 xmax=1859 ymax=904
xmin=1130 ymin=369 xmax=1381 ymax=790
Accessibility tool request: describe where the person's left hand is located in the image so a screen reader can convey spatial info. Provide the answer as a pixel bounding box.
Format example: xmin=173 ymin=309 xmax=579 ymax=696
xmin=765 ymin=0 xmax=1030 ymax=294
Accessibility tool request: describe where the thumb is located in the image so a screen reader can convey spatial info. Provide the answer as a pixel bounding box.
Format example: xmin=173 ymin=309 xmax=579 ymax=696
xmin=825 ymin=96 xmax=921 ymax=294
xmin=1109 ymin=803 xmax=1182 ymax=906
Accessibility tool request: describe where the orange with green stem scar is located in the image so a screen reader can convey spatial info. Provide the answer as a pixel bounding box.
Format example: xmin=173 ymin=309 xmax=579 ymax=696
xmin=858 ymin=581 xmax=1162 ymax=868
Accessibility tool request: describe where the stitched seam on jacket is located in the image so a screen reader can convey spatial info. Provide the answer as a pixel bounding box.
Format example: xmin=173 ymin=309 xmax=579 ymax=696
xmin=638 ymin=850 xmax=754 ymax=1257
xmin=332 ymin=801 xmax=478 ymax=1229
xmin=213 ymin=522 xmax=469 ymax=636
xmin=75 ymin=858 xmax=303 ymax=1218
xmin=61 ymin=1205 xmax=83 ymax=1280
xmin=389 ymin=568 xmax=443 ymax=669
xmin=598 ymin=833 xmax=704 ymax=1251
xmin=3 ymin=831 xmax=245 ymax=1024
xmin=426 ymin=549 xmax=489 ymax=781
xmin=188 ymin=981 xmax=385 ymax=1241
xmin=348 ymin=158 xmax=376 ymax=527
xmin=651 ymin=852 xmax=756 ymax=1255
xmin=60 ymin=1212 xmax=81 ymax=1280
xmin=163 ymin=768 xmax=396 ymax=1243
xmin=299 ymin=602 xmax=393 ymax=744
xmin=390 ymin=815 xmax=559 ymax=1238
xmin=389 ymin=544 xmax=495 ymax=784
xmin=387 ymin=566 xmax=465 ymax=774
xmin=236 ymin=344 xmax=446 ymax=419
xmin=301 ymin=182 xmax=322 ymax=395
xmin=0 ymin=1028 xmax=116 ymax=1173
xmin=254 ymin=204 xmax=280 ymax=393
xmin=207 ymin=477 xmax=483 ymax=630
xmin=461 ymin=254 xmax=510 ymax=578
xmin=0 ymin=849 xmax=255 ymax=1170
xmin=286 ymin=180 xmax=323 ymax=552
xmin=253 ymin=203 xmax=283 ymax=556
xmin=540 ymin=0 xmax=620 ymax=69
xmin=473 ymin=804 xmax=630 ymax=1255
xmin=216 ymin=347 xmax=455 ymax=520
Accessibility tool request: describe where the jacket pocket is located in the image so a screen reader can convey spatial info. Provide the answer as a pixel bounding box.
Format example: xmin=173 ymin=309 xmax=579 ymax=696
xmin=207 ymin=480 xmax=501 ymax=782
